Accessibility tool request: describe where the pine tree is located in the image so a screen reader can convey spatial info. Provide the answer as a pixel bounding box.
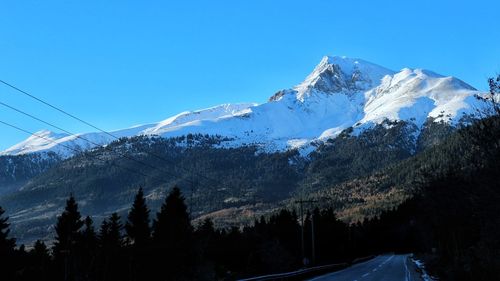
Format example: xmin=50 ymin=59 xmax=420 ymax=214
xmin=197 ymin=218 xmax=216 ymax=237
xmin=151 ymin=187 xmax=194 ymax=280
xmin=195 ymin=218 xmax=218 ymax=266
xmin=0 ymin=206 xmax=16 ymax=280
xmin=98 ymin=219 xmax=110 ymax=247
xmin=32 ymin=240 xmax=50 ymax=259
xmin=108 ymin=213 xmax=123 ymax=248
xmin=53 ymin=195 xmax=84 ymax=257
xmin=31 ymin=240 xmax=50 ymax=281
xmin=81 ymin=216 xmax=98 ymax=249
xmin=99 ymin=213 xmax=123 ymax=250
xmin=52 ymin=195 xmax=84 ymax=281
xmin=98 ymin=213 xmax=124 ymax=281
xmin=79 ymin=216 xmax=98 ymax=280
xmin=0 ymin=206 xmax=15 ymax=253
xmin=152 ymin=186 xmax=192 ymax=244
xmin=125 ymin=187 xmax=151 ymax=246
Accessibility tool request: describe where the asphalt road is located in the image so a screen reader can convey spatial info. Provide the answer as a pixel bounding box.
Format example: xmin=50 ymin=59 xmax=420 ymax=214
xmin=307 ymin=254 xmax=422 ymax=281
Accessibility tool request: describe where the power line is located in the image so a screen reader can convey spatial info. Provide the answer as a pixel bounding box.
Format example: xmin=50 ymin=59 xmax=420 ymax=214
xmin=0 ymin=80 xmax=233 ymax=215
xmin=0 ymin=79 xmax=240 ymax=215
xmin=0 ymin=79 xmax=113 ymax=137
xmin=0 ymin=119 xmax=150 ymax=178
xmin=0 ymin=79 xmax=224 ymax=188
xmin=0 ymin=99 xmax=196 ymax=184
xmin=0 ymin=115 xmax=200 ymax=213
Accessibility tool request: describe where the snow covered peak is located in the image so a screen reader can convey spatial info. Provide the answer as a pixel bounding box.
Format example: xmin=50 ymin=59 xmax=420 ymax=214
xmin=0 ymin=104 xmax=257 ymax=157
xmin=361 ymin=67 xmax=479 ymax=125
xmin=0 ymin=56 xmax=483 ymax=157
xmin=293 ymin=55 xmax=395 ymax=100
xmin=2 ymin=130 xmax=70 ymax=156
xmin=23 ymin=130 xmax=67 ymax=144
xmin=141 ymin=103 xmax=256 ymax=135
xmin=32 ymin=130 xmax=63 ymax=139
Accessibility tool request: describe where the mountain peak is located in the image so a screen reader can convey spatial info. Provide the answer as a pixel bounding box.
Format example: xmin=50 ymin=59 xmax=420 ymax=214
xmin=0 ymin=130 xmax=70 ymax=156
xmin=0 ymin=56 xmax=482 ymax=158
xmin=293 ymin=55 xmax=395 ymax=99
xmin=26 ymin=130 xmax=69 ymax=141
xmin=318 ymin=55 xmax=364 ymax=70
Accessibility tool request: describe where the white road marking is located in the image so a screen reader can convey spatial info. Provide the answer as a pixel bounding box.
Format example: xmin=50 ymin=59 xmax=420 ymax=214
xmin=307 ymin=255 xmax=401 ymax=281
xmin=404 ymin=256 xmax=410 ymax=281
xmin=307 ymin=274 xmax=325 ymax=281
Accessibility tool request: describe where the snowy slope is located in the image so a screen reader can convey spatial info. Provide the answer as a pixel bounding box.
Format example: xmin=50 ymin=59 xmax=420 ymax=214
xmin=1 ymin=103 xmax=255 ymax=157
xmin=361 ymin=68 xmax=479 ymax=126
xmin=0 ymin=56 xmax=482 ymax=157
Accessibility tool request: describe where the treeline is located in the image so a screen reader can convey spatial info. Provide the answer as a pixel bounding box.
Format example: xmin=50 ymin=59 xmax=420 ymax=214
xmin=406 ymin=113 xmax=500 ymax=281
xmin=0 ymin=77 xmax=498 ymax=281
xmin=368 ymin=77 xmax=500 ymax=281
xmin=0 ymin=152 xmax=60 ymax=196
xmin=0 ymin=186 xmax=418 ymax=281
xmin=299 ymin=76 xmax=500 ymax=280
xmin=388 ymin=77 xmax=500 ymax=281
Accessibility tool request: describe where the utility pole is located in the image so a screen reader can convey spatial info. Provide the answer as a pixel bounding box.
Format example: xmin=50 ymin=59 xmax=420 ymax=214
xmin=295 ymin=199 xmax=317 ymax=267
xmin=189 ymin=182 xmax=194 ymax=218
xmin=311 ymin=211 xmax=316 ymax=265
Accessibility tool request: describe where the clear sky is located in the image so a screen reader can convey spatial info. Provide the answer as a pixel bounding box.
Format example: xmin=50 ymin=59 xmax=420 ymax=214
xmin=0 ymin=0 xmax=499 ymax=150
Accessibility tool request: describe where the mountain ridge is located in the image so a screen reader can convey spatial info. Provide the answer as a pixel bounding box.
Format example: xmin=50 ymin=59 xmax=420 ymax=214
xmin=0 ymin=55 xmax=482 ymax=157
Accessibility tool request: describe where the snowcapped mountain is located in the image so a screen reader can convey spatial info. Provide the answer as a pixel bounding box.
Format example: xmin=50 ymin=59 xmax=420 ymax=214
xmin=0 ymin=56 xmax=482 ymax=157
xmin=1 ymin=103 xmax=255 ymax=157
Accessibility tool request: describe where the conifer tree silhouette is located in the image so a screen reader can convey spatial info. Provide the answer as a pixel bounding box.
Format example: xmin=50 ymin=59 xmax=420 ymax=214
xmin=53 ymin=195 xmax=84 ymax=281
xmin=0 ymin=206 xmax=15 ymax=253
xmin=152 ymin=186 xmax=192 ymax=244
xmin=126 ymin=187 xmax=151 ymax=246
xmin=152 ymin=187 xmax=194 ymax=280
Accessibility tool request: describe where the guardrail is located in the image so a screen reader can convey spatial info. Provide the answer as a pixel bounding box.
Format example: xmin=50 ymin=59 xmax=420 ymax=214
xmin=237 ymin=255 xmax=375 ymax=281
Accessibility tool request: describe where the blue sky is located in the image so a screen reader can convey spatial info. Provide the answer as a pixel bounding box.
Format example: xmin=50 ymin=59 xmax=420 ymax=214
xmin=0 ymin=0 xmax=499 ymax=150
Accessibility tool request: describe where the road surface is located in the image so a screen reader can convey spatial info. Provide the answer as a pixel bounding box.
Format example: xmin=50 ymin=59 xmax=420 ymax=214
xmin=308 ymin=254 xmax=422 ymax=281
